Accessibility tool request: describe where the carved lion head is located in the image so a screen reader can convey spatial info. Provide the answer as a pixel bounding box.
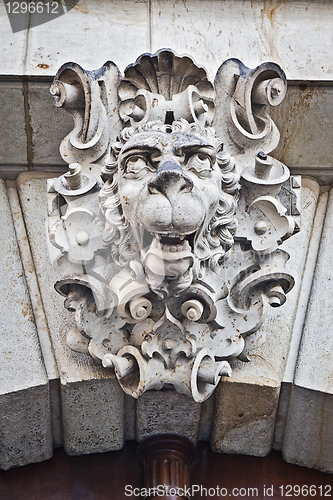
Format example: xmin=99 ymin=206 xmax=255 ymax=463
xmin=100 ymin=119 xmax=239 ymax=294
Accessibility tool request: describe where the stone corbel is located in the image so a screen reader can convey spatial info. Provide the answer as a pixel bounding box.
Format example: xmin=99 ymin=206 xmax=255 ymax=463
xmin=48 ymin=49 xmax=300 ymax=403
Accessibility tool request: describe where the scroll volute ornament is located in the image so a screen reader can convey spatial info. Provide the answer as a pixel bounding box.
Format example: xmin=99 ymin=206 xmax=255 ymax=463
xmin=213 ymin=58 xmax=287 ymax=166
xmin=48 ymin=49 xmax=300 ymax=402
xmin=50 ymin=61 xmax=121 ymax=165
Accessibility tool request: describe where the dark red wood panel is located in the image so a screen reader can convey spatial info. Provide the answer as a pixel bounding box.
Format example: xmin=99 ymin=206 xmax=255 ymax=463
xmin=0 ymin=442 xmax=331 ymax=500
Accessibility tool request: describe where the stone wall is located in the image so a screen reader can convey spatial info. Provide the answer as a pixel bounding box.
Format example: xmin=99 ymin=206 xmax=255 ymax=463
xmin=1 ymin=1 xmax=333 ymax=182
xmin=0 ymin=0 xmax=332 ymax=473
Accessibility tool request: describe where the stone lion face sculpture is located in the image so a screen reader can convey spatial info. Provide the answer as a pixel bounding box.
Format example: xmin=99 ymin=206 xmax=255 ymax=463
xmin=49 ymin=49 xmax=298 ymax=401
xmin=100 ymin=120 xmax=238 ymax=297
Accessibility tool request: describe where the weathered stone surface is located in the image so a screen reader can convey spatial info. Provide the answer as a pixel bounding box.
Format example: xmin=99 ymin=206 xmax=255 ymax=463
xmin=211 ymin=180 xmax=320 ymax=456
xmin=47 ymin=50 xmax=299 ymax=410
xmin=274 ymin=186 xmax=328 ymax=451
xmin=124 ymin=395 xmax=136 ymax=441
xmin=212 ymin=377 xmax=280 ymax=456
xmin=0 ymin=387 xmax=52 ymax=470
xmin=0 ymin=0 xmax=330 ymax=474
xmin=28 ymin=81 xmax=72 ymax=166
xmin=151 ymin=0 xmax=333 ymax=82
xmin=0 ymin=81 xmax=332 ymax=185
xmin=1 ymin=81 xmax=332 ymax=184
xmin=0 ymin=178 xmax=52 ymax=470
xmin=198 ymin=395 xmax=214 ymax=441
xmin=271 ymin=84 xmax=333 ymax=185
xmin=1 ymin=1 xmax=332 ymax=81
xmin=6 ymin=181 xmax=62 ymax=447
xmin=0 ymin=82 xmax=27 ymax=167
xmin=283 ymin=388 xmax=333 ymax=474
xmin=273 ymin=382 xmax=291 ymax=452
xmin=282 ymin=186 xmax=333 ymax=473
xmin=24 ymin=0 xmax=149 ymax=76
xmin=0 ymin=2 xmax=27 ymax=75
xmin=136 ymin=391 xmax=201 ymax=443
xmin=17 ymin=173 xmax=126 ymax=455
xmin=261 ymin=179 xmax=320 ymax=379
xmin=292 ymin=187 xmax=333 ymax=395
xmin=61 ymin=379 xmax=125 ymax=455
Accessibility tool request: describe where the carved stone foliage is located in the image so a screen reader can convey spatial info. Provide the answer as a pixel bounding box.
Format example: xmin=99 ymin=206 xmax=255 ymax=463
xmin=48 ymin=49 xmax=300 ymax=402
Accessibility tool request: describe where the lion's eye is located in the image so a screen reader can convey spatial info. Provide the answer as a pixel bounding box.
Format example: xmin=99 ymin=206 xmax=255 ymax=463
xmin=125 ymin=155 xmax=147 ymax=172
xmin=124 ymin=155 xmax=152 ymax=177
xmin=186 ymin=153 xmax=212 ymax=175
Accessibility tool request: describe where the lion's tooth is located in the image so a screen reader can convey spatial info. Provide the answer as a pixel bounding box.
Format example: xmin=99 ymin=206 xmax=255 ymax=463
xmin=170 ymin=245 xmax=178 ymax=252
xmin=176 ymin=244 xmax=183 ymax=251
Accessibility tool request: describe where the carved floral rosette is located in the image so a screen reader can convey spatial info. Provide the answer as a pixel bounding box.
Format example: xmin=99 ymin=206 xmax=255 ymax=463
xmin=48 ymin=49 xmax=301 ymax=402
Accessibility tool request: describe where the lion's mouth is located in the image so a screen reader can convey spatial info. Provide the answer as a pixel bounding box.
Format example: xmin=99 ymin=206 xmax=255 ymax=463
xmin=142 ymin=230 xmax=195 ymax=255
xmin=153 ymin=233 xmax=192 ymax=258
xmin=141 ymin=230 xmax=195 ymax=277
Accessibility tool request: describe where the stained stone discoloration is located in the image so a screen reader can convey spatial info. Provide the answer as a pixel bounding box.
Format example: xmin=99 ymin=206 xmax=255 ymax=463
xmin=151 ymin=0 xmax=333 ymax=81
xmin=28 ymin=82 xmax=72 ymax=166
xmin=0 ymin=386 xmax=53 ymax=470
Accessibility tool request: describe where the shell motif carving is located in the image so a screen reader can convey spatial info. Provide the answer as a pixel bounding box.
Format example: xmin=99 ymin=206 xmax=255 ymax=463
xmin=48 ymin=50 xmax=300 ymax=402
xmin=118 ymin=49 xmax=215 ymax=127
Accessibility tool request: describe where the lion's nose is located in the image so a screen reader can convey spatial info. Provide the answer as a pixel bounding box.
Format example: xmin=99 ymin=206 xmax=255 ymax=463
xmin=147 ymin=159 xmax=193 ymax=198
